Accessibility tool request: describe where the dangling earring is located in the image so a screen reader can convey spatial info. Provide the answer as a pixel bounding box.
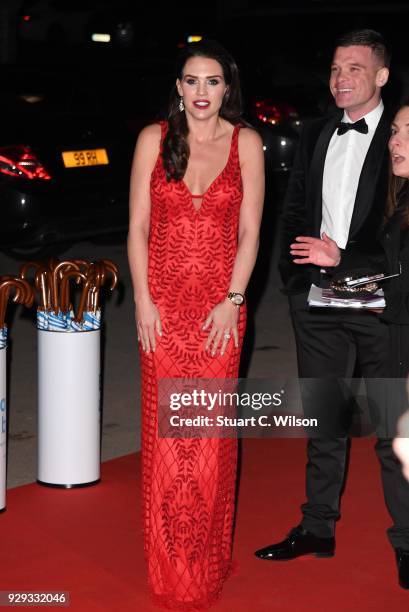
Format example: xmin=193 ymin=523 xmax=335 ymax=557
xmin=179 ymin=97 xmax=184 ymax=112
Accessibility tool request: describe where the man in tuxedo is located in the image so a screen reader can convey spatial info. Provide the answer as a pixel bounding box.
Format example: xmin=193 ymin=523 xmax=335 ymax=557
xmin=255 ymin=29 xmax=409 ymax=589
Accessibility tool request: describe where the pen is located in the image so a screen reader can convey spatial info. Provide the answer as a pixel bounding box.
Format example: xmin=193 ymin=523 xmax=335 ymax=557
xmin=345 ymin=265 xmax=402 ymax=288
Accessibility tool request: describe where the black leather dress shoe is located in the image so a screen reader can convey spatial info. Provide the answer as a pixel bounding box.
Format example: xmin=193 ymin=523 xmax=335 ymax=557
xmin=395 ymin=549 xmax=409 ymax=589
xmin=254 ymin=525 xmax=335 ymax=560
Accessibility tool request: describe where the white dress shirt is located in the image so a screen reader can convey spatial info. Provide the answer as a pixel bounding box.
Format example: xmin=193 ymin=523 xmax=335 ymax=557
xmin=321 ymin=101 xmax=384 ymax=249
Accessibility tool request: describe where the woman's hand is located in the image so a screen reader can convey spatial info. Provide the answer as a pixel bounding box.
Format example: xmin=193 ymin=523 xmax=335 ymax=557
xmin=290 ymin=232 xmax=341 ymax=267
xmin=135 ymin=296 xmax=162 ymax=353
xmin=203 ymin=299 xmax=240 ymax=356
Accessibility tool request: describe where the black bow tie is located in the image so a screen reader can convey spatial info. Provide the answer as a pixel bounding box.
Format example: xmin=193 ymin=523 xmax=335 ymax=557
xmin=337 ymin=118 xmax=368 ymax=135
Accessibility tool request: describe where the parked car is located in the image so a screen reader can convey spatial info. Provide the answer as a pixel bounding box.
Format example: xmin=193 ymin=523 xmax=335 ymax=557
xmin=1 ymin=67 xmax=135 ymax=258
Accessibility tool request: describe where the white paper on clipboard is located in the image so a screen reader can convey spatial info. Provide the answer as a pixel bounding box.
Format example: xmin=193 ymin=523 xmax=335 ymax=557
xmin=307 ymin=284 xmax=385 ymax=309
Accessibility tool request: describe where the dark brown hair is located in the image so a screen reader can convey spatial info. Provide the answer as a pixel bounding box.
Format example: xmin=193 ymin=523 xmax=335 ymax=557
xmin=162 ymin=39 xmax=244 ymax=182
xmin=386 ymin=171 xmax=409 ymax=228
xmin=335 ymin=29 xmax=391 ymax=68
xmin=386 ymin=103 xmax=409 ymax=228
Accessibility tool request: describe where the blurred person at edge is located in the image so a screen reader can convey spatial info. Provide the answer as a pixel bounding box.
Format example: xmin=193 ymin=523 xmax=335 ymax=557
xmin=394 ymin=411 xmax=409 ymax=482
xmin=284 ymin=99 xmax=409 ymax=589
xmin=255 ymin=29 xmax=409 ymax=591
xmin=389 ymin=107 xmax=409 ymax=490
xmin=127 ymin=40 xmax=264 ymax=609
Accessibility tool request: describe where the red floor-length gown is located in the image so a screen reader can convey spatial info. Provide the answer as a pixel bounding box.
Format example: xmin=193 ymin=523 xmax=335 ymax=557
xmin=140 ymin=121 xmax=246 ymax=609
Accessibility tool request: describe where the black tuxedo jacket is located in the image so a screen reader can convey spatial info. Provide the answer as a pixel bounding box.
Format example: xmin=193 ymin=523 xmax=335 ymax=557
xmin=279 ymin=109 xmax=391 ymax=295
xmin=379 ymin=208 xmax=409 ymax=325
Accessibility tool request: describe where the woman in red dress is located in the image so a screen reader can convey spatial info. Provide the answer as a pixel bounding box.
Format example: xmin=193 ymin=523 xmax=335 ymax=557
xmin=127 ymin=40 xmax=264 ymax=609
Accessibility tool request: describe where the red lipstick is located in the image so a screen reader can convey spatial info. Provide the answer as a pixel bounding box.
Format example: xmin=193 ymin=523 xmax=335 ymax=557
xmin=193 ymin=99 xmax=210 ymax=109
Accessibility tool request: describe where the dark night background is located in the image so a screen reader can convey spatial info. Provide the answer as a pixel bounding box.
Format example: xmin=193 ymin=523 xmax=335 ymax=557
xmin=2 ymin=0 xmax=409 ymax=257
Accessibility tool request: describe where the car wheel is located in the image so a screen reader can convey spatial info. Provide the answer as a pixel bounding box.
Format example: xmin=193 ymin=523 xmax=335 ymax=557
xmin=2 ymin=241 xmax=71 ymax=262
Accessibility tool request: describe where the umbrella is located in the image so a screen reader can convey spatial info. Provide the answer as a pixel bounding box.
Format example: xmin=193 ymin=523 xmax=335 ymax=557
xmin=0 ymin=276 xmax=35 ymax=329
xmin=19 ymin=258 xmax=119 ymax=331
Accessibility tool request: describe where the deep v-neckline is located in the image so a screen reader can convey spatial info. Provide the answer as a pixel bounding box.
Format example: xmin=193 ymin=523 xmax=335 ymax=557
xmin=182 ymin=126 xmax=237 ymax=213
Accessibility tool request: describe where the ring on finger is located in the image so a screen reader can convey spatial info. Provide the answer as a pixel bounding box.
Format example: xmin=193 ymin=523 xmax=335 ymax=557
xmin=224 ymin=331 xmax=231 ymax=339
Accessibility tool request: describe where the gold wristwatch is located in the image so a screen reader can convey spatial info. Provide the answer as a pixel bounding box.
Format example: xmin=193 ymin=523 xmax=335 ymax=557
xmin=227 ymin=292 xmax=245 ymax=306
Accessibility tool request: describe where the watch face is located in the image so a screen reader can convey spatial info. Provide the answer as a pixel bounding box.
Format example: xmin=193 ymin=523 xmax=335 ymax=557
xmin=232 ymin=293 xmax=244 ymax=305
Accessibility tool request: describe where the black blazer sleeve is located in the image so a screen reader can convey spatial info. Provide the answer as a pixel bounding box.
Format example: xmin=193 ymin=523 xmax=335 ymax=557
xmin=336 ymin=241 xmax=386 ymax=273
xmin=278 ymin=124 xmax=315 ymax=294
xmin=379 ymin=213 xmax=409 ymax=324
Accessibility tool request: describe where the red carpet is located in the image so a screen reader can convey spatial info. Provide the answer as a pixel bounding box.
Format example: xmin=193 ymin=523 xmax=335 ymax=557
xmin=1 ymin=439 xmax=408 ymax=611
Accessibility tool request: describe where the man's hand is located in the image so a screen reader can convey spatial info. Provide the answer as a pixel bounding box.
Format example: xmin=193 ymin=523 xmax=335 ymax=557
xmin=290 ymin=232 xmax=341 ymax=267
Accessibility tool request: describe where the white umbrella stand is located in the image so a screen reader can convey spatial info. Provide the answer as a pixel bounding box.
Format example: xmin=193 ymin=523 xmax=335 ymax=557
xmin=0 ymin=276 xmax=35 ymax=509
xmin=0 ymin=340 xmax=6 ymax=510
xmin=37 ymin=327 xmax=101 ymax=488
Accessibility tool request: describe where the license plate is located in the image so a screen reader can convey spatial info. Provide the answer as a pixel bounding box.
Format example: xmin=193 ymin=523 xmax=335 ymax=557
xmin=62 ymin=148 xmax=109 ymax=168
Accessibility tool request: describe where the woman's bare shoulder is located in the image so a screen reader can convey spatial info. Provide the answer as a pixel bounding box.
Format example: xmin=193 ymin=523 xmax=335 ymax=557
xmin=136 ymin=123 xmax=163 ymax=150
xmin=238 ymin=125 xmax=263 ymax=148
xmin=237 ymin=126 xmax=264 ymax=167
